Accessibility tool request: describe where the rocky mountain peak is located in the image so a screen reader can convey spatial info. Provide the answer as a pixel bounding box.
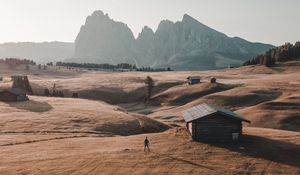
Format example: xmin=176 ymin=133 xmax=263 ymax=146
xmin=157 ymin=20 xmax=174 ymax=31
xmin=72 ymin=11 xmax=273 ymax=70
xmin=91 ymin=10 xmax=105 ymax=17
xmin=182 ymin=14 xmax=197 ymax=22
xmin=138 ymin=26 xmax=154 ymax=39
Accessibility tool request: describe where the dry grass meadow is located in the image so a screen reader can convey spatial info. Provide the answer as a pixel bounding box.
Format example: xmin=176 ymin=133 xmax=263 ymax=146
xmin=0 ymin=61 xmax=300 ymax=174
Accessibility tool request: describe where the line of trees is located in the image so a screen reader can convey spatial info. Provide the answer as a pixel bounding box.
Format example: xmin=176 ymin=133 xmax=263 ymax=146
xmin=56 ymin=62 xmax=137 ymax=70
xmin=56 ymin=61 xmax=172 ymax=72
xmin=136 ymin=67 xmax=172 ymax=72
xmin=243 ymin=41 xmax=300 ymax=67
xmin=0 ymin=58 xmax=36 ymax=69
xmin=44 ymin=83 xmax=64 ymax=97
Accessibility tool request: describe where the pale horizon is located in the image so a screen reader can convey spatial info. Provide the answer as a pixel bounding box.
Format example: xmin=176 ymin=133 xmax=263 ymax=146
xmin=0 ymin=0 xmax=299 ymax=46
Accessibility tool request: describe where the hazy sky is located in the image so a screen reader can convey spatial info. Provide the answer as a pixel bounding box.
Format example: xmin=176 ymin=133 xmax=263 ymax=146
xmin=0 ymin=0 xmax=299 ymax=45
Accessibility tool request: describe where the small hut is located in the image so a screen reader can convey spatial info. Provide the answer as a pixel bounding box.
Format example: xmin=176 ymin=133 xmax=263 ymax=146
xmin=0 ymin=88 xmax=29 ymax=102
xmin=210 ymin=77 xmax=217 ymax=83
xmin=183 ymin=103 xmax=250 ymax=143
xmin=187 ymin=76 xmax=201 ymax=85
xmin=11 ymin=75 xmax=23 ymax=81
xmin=11 ymin=75 xmax=33 ymax=94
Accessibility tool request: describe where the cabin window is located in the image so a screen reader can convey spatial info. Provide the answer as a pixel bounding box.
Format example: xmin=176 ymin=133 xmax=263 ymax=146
xmin=231 ymin=129 xmax=239 ymax=142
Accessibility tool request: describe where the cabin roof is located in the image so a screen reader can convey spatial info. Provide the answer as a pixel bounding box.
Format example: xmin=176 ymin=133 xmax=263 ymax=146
xmin=11 ymin=75 xmax=24 ymax=77
xmin=182 ymin=103 xmax=251 ymax=123
xmin=0 ymin=88 xmax=26 ymax=96
xmin=187 ymin=76 xmax=201 ymax=80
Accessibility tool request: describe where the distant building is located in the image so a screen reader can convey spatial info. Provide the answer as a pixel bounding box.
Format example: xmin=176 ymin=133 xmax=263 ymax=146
xmin=187 ymin=76 xmax=201 ymax=85
xmin=183 ymin=103 xmax=250 ymax=143
xmin=210 ymin=77 xmax=217 ymax=83
xmin=0 ymin=88 xmax=29 ymax=102
xmin=11 ymin=75 xmax=33 ymax=94
xmin=11 ymin=75 xmax=23 ymax=81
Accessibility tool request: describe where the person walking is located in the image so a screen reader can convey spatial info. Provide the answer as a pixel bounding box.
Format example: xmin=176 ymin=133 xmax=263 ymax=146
xmin=144 ymin=136 xmax=150 ymax=152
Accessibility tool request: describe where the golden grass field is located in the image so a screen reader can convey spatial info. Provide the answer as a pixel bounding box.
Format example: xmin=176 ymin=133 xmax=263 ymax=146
xmin=0 ymin=61 xmax=300 ymax=174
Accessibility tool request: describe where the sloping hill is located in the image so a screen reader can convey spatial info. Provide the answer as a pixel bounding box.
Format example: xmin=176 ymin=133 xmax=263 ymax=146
xmin=152 ymin=82 xmax=235 ymax=105
xmin=237 ymin=94 xmax=300 ymax=131
xmin=0 ymin=96 xmax=168 ymax=136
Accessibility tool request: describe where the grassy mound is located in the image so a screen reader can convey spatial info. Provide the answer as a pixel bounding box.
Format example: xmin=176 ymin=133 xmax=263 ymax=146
xmin=0 ymin=96 xmax=169 ymax=136
xmin=237 ymin=95 xmax=300 ymax=131
xmin=153 ymin=82 xmax=235 ymax=105
xmin=184 ymin=87 xmax=281 ymax=110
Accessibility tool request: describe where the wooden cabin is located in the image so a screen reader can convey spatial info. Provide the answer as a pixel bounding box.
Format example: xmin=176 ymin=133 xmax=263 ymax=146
xmin=0 ymin=88 xmax=28 ymax=102
xmin=187 ymin=76 xmax=201 ymax=85
xmin=183 ymin=103 xmax=250 ymax=143
xmin=210 ymin=77 xmax=217 ymax=83
xmin=11 ymin=75 xmax=23 ymax=81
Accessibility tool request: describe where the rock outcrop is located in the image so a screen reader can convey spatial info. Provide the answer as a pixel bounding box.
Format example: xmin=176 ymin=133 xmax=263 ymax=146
xmin=73 ymin=11 xmax=136 ymax=64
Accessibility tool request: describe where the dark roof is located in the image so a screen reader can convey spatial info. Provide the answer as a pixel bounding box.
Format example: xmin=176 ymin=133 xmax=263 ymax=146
xmin=182 ymin=103 xmax=251 ymax=123
xmin=11 ymin=75 xmax=24 ymax=78
xmin=0 ymin=88 xmax=26 ymax=96
xmin=187 ymin=76 xmax=201 ymax=80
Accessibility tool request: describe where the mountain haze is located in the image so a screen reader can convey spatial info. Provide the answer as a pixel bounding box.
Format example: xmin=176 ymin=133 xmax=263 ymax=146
xmin=72 ymin=11 xmax=274 ymax=70
xmin=0 ymin=42 xmax=74 ymax=63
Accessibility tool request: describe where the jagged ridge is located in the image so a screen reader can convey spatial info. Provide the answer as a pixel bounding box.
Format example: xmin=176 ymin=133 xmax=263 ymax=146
xmin=72 ymin=11 xmax=274 ymax=70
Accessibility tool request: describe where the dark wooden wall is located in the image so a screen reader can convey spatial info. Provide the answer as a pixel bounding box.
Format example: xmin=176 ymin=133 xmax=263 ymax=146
xmin=0 ymin=92 xmax=18 ymax=102
xmin=191 ymin=113 xmax=242 ymax=142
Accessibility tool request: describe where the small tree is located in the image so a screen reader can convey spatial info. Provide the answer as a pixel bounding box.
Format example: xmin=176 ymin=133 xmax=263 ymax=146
xmin=144 ymin=76 xmax=154 ymax=101
xmin=44 ymin=88 xmax=50 ymax=96
xmin=46 ymin=62 xmax=53 ymax=66
xmin=72 ymin=93 xmax=79 ymax=98
xmin=58 ymin=91 xmax=64 ymax=97
xmin=25 ymin=64 xmax=29 ymax=70
xmin=52 ymin=90 xmax=57 ymax=97
xmin=52 ymin=83 xmax=56 ymax=96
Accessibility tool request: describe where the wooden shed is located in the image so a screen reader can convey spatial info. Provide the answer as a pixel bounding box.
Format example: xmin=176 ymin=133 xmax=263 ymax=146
xmin=11 ymin=75 xmax=23 ymax=81
xmin=187 ymin=76 xmax=201 ymax=85
xmin=183 ymin=103 xmax=250 ymax=142
xmin=0 ymin=88 xmax=28 ymax=102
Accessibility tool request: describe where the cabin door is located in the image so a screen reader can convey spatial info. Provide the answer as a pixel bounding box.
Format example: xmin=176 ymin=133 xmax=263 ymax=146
xmin=192 ymin=123 xmax=197 ymax=140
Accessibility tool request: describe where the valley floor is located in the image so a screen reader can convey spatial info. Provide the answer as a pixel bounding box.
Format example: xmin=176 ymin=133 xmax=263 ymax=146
xmin=0 ymin=127 xmax=300 ymax=175
xmin=1 ymin=61 xmax=300 ymax=174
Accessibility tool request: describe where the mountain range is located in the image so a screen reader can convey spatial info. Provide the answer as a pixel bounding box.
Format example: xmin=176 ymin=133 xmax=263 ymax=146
xmin=71 ymin=11 xmax=274 ymax=70
xmin=0 ymin=11 xmax=274 ymax=70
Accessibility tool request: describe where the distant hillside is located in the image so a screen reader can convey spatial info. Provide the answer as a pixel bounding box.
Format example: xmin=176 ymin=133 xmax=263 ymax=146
xmin=0 ymin=42 xmax=74 ymax=64
xmin=243 ymin=42 xmax=300 ymax=67
xmin=71 ymin=10 xmax=274 ymax=70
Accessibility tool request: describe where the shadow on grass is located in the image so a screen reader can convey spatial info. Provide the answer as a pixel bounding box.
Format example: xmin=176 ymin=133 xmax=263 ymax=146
xmin=207 ymin=134 xmax=300 ymax=168
xmin=152 ymin=152 xmax=215 ymax=171
xmin=78 ymin=81 xmax=182 ymax=105
xmin=7 ymin=100 xmax=53 ymax=112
